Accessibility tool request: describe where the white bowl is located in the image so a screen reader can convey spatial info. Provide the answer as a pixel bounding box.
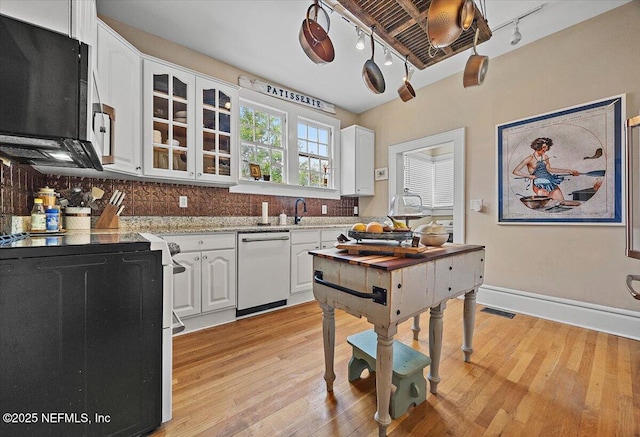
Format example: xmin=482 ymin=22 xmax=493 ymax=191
xmin=175 ymin=110 xmax=187 ymax=117
xmin=415 ymin=232 xmax=449 ymax=246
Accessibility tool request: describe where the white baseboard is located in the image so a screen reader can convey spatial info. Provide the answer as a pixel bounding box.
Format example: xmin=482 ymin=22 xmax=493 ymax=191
xmin=477 ymin=285 xmax=640 ymax=341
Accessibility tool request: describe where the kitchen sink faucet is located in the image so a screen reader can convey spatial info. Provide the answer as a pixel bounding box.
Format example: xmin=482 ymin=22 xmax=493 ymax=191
xmin=294 ymin=198 xmax=307 ymax=225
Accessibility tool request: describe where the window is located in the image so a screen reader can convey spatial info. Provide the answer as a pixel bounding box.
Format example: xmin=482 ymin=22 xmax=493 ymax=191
xmin=232 ymin=89 xmax=341 ymax=200
xmin=298 ymin=120 xmax=331 ymax=188
xmin=403 ymin=152 xmax=454 ymax=212
xmin=239 ymin=104 xmax=285 ymax=183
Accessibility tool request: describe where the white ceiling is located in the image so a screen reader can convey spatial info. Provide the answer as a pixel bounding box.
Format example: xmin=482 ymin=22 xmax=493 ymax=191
xmin=96 ymin=0 xmax=631 ymax=114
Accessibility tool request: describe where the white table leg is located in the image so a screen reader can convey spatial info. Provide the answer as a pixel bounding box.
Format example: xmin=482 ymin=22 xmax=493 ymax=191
xmin=373 ymin=326 xmax=395 ymax=437
xmin=428 ymin=302 xmax=445 ymax=394
xmin=411 ymin=314 xmax=421 ymax=340
xmin=320 ymin=303 xmax=336 ymax=392
xmin=462 ymin=288 xmax=477 ymax=362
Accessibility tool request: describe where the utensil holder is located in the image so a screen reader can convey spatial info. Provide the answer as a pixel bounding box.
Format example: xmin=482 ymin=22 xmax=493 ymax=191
xmin=94 ymin=204 xmax=120 ymax=229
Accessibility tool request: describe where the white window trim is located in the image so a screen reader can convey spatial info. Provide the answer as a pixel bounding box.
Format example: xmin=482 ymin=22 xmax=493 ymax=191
xmin=230 ymin=88 xmax=341 ymax=200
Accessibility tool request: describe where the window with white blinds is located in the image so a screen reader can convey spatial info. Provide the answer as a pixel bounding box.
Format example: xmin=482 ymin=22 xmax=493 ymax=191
xmin=403 ymin=153 xmax=453 ymax=211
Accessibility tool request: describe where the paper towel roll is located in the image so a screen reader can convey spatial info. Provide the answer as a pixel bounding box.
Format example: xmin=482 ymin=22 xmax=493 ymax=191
xmin=262 ymin=202 xmax=268 ymax=224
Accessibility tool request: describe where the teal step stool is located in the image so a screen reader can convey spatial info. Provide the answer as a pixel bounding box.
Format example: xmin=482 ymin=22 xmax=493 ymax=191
xmin=347 ymin=330 xmax=431 ymax=419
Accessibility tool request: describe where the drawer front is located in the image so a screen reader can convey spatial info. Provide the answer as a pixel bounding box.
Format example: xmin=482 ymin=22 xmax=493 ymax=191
xmin=321 ymin=228 xmax=343 ymax=247
xmin=162 ymin=233 xmax=236 ymax=252
xmin=290 ymin=230 xmax=319 ymax=245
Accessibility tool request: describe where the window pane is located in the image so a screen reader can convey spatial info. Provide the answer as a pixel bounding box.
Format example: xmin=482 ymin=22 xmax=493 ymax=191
xmin=272 ymin=166 xmax=283 ymax=183
xmin=308 ymin=141 xmax=318 ymax=155
xmin=242 ymin=144 xmax=256 ymax=163
xmin=308 ymin=126 xmax=318 ymax=142
xmin=299 ymin=170 xmax=309 ymax=186
xmin=255 ymin=111 xmax=268 ymax=143
xmin=270 ymin=116 xmax=282 ymax=147
xmin=310 ymin=171 xmax=321 ymax=187
xmin=272 ymin=150 xmax=283 ymax=167
xmin=319 ymin=128 xmax=328 ymax=144
xmin=298 ymin=139 xmax=306 ymax=152
xmin=298 ymin=123 xmax=307 ymax=140
xmin=310 ymin=158 xmax=320 ymax=172
xmin=318 ymin=144 xmax=328 ymax=157
xmin=240 ymin=107 xmax=254 ymax=141
xmin=256 ymin=147 xmax=271 ymax=169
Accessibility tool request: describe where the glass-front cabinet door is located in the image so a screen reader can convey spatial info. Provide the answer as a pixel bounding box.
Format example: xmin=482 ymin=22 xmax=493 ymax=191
xmin=143 ymin=60 xmax=195 ymax=179
xmin=195 ymin=76 xmax=238 ymax=182
xmin=143 ymin=59 xmax=238 ymax=184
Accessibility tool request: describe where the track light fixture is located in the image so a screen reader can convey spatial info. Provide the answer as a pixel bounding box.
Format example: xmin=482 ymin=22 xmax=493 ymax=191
xmin=383 ymin=47 xmax=393 ymax=66
xmin=510 ymin=20 xmax=522 ymax=46
xmin=355 ymin=28 xmax=365 ymax=50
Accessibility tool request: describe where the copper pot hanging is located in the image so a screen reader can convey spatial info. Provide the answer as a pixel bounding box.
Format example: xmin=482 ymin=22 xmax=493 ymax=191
xmin=463 ymin=28 xmax=489 ymax=87
xmin=299 ymin=1 xmax=334 ymax=64
xmin=397 ymin=57 xmax=415 ymax=102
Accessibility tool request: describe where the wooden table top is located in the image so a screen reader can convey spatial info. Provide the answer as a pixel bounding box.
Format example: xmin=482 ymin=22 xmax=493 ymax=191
xmin=309 ymin=244 xmax=484 ymax=271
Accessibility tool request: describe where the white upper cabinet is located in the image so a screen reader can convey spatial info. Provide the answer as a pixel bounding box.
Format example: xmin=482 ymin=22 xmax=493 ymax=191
xmin=143 ymin=58 xmax=238 ymax=184
xmin=341 ymin=125 xmax=375 ymax=196
xmin=96 ymin=20 xmax=142 ymax=175
xmin=0 ymin=0 xmax=95 ymax=45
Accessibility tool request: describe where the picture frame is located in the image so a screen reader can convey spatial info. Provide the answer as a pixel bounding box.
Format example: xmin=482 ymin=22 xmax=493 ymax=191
xmin=375 ymin=167 xmax=388 ymax=181
xmin=497 ymin=94 xmax=625 ymax=225
xmin=249 ymin=163 xmax=262 ymax=180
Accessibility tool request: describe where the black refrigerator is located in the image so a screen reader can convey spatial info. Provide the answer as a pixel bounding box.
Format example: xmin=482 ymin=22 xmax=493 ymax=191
xmin=0 ymin=236 xmax=163 ymax=437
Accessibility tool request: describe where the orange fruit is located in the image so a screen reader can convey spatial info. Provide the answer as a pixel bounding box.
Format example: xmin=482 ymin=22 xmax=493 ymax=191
xmin=351 ymin=223 xmax=366 ymax=232
xmin=366 ymin=222 xmax=384 ymax=233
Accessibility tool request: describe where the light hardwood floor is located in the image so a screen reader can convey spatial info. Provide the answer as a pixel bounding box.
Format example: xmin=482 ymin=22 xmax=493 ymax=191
xmin=153 ymin=299 xmax=640 ymax=436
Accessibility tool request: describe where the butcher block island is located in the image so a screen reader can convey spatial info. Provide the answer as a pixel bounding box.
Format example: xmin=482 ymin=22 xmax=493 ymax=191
xmin=310 ymin=244 xmax=485 ymax=437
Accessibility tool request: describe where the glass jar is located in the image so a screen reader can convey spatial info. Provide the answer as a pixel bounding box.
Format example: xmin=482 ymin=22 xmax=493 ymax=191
xmin=31 ymin=198 xmax=46 ymax=231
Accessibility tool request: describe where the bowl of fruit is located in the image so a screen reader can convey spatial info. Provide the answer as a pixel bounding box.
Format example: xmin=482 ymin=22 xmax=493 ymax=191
xmin=348 ymin=219 xmax=412 ymax=243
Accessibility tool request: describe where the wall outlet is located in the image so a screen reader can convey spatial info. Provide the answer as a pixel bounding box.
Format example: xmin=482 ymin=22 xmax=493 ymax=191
xmin=179 ymin=196 xmax=188 ymax=208
xmin=353 ymin=206 xmax=359 ymax=215
xmin=321 ymin=205 xmax=327 ymax=215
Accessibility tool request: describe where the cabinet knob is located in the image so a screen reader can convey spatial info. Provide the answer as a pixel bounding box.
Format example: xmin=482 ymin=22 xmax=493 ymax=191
xmin=189 ymin=172 xmax=194 ymax=176
xmin=195 ymin=256 xmax=200 ymax=261
xmin=136 ymin=166 xmax=141 ymax=171
xmin=199 ymin=241 xmax=204 ymax=245
xmin=203 ymin=255 xmax=208 ymax=260
xmin=197 ymin=173 xmax=202 ymax=177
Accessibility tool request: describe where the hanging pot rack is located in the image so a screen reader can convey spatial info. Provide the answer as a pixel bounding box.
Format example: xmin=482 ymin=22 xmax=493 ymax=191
xmin=324 ymin=0 xmax=492 ymax=71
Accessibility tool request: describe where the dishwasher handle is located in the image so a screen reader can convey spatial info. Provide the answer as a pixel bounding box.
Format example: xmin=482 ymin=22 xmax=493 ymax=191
xmin=172 ymin=310 xmax=186 ymax=335
xmin=314 ymin=270 xmax=387 ymax=306
xmin=241 ymin=235 xmax=290 ymax=243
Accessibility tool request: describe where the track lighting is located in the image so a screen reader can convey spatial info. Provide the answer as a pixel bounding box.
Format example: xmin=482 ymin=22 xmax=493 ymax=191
xmin=383 ymin=47 xmax=393 ymax=66
xmin=510 ymin=20 xmax=522 ymax=46
xmin=355 ymin=28 xmax=365 ymax=50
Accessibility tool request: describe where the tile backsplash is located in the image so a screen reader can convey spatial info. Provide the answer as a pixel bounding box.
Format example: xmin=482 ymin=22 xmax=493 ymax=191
xmin=1 ymin=162 xmax=358 ymax=231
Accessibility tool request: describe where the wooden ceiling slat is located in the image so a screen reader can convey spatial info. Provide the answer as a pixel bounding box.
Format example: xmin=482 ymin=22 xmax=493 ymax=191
xmin=336 ymin=0 xmax=491 ymax=70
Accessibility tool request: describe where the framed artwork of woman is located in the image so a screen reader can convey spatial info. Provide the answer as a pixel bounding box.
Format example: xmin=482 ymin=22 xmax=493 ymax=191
xmin=497 ymin=95 xmax=624 ymax=225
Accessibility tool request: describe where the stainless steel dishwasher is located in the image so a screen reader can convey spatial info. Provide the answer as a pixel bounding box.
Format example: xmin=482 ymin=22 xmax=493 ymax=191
xmin=237 ymin=231 xmax=291 ymax=316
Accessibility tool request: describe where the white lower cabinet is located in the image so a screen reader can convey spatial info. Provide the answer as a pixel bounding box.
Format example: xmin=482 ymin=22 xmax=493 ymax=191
xmin=162 ymin=233 xmax=236 ymax=319
xmin=290 ymin=228 xmax=343 ymax=295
